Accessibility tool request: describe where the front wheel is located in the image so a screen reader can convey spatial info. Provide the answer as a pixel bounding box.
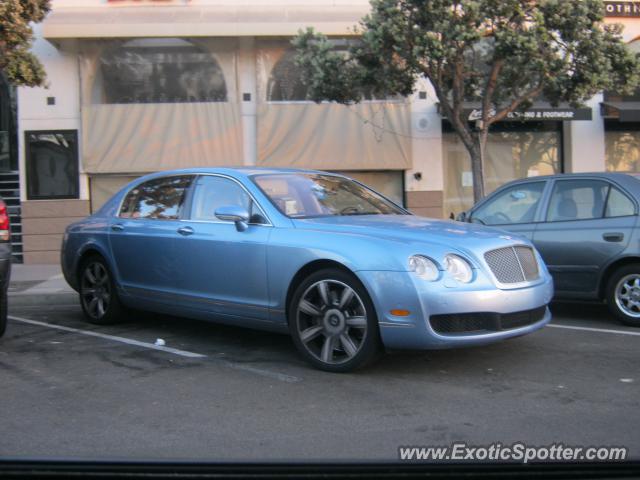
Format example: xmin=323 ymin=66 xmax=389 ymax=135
xmin=606 ymin=264 xmax=640 ymax=327
xmin=288 ymin=269 xmax=381 ymax=372
xmin=78 ymin=256 xmax=124 ymax=325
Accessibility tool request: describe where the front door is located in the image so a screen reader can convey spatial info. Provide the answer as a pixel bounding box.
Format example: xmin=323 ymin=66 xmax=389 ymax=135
xmin=175 ymin=175 xmax=272 ymax=321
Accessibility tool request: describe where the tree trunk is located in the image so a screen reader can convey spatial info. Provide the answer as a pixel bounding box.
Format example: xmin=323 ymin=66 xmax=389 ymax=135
xmin=468 ymin=132 xmax=486 ymax=203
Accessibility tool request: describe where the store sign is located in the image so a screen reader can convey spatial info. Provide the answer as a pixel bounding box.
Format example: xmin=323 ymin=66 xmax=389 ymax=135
xmin=466 ymin=107 xmax=592 ymax=122
xmin=604 ymin=1 xmax=640 ymax=17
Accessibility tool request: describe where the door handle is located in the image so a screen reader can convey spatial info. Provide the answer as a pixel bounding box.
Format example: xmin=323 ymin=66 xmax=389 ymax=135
xmin=111 ymin=224 xmax=124 ymax=232
xmin=603 ymin=232 xmax=624 ymax=242
xmin=177 ymin=226 xmax=194 ymax=236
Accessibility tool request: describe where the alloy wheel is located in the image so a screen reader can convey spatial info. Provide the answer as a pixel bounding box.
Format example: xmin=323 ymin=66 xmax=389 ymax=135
xmin=614 ymin=274 xmax=640 ymax=319
xmin=80 ymin=261 xmax=112 ymax=320
xmin=295 ymin=279 xmax=368 ymax=365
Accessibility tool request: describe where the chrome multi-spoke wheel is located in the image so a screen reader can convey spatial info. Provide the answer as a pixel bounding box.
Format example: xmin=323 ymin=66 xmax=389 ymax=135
xmin=614 ymin=274 xmax=640 ymax=319
xmin=289 ymin=269 xmax=381 ymax=371
xmin=607 ymin=264 xmax=640 ymax=327
xmin=79 ymin=256 xmax=123 ymax=325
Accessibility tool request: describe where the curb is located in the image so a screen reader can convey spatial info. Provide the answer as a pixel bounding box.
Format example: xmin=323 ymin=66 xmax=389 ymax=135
xmin=8 ymin=292 xmax=79 ymax=307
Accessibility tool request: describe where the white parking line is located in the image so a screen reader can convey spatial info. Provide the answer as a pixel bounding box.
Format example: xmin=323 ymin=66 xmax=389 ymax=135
xmin=9 ymin=315 xmax=206 ymax=358
xmin=8 ymin=315 xmax=304 ymax=383
xmin=548 ymin=323 xmax=640 ymax=337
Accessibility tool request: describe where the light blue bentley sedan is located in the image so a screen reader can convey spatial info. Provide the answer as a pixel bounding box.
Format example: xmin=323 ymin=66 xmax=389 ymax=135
xmin=61 ymin=168 xmax=554 ymax=372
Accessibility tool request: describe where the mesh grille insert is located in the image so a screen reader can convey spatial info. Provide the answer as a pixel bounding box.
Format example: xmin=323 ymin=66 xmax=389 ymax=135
xmin=484 ymin=246 xmax=540 ymax=284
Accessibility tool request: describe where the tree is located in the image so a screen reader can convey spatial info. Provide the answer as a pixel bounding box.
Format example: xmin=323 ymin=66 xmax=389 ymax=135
xmin=293 ymin=0 xmax=640 ymax=202
xmin=0 ymin=0 xmax=50 ymax=87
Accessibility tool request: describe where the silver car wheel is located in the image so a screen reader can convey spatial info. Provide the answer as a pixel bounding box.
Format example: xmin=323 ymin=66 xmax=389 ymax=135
xmin=614 ymin=274 xmax=640 ymax=319
xmin=296 ymin=279 xmax=368 ymax=365
xmin=80 ymin=261 xmax=111 ymax=320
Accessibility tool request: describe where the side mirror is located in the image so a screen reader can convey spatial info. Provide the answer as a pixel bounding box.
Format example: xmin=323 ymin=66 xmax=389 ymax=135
xmin=455 ymin=211 xmax=467 ymax=222
xmin=215 ymin=205 xmax=250 ymax=232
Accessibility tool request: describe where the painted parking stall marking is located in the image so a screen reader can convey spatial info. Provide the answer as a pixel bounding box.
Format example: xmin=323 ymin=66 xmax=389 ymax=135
xmin=548 ymin=323 xmax=640 ymax=337
xmin=8 ymin=315 xmax=304 ymax=383
xmin=9 ymin=315 xmax=207 ymax=358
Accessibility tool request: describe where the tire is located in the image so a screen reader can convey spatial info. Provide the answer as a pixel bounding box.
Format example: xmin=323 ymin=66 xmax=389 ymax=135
xmin=606 ymin=263 xmax=640 ymax=327
xmin=288 ymin=268 xmax=382 ymax=372
xmin=0 ymin=291 xmax=7 ymax=337
xmin=78 ymin=255 xmax=124 ymax=325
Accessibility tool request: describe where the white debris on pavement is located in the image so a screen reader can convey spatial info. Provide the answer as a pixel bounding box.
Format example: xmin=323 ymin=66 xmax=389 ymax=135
xmin=154 ymin=338 xmax=165 ymax=346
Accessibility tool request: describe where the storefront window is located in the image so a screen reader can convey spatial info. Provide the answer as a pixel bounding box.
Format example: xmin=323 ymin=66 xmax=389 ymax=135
xmin=99 ymin=38 xmax=227 ymax=104
xmin=443 ymin=122 xmax=562 ymax=216
xmin=26 ymin=130 xmax=79 ymax=200
xmin=605 ymin=121 xmax=640 ymax=172
xmin=266 ymin=42 xmax=393 ymax=102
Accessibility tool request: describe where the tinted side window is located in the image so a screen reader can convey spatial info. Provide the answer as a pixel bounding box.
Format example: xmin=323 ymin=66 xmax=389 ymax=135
xmin=471 ymin=182 xmax=545 ymax=225
xmin=190 ymin=176 xmax=267 ymax=224
xmin=546 ymin=180 xmax=609 ymax=222
xmin=605 ymin=187 xmax=636 ymax=218
xmin=119 ymin=176 xmax=193 ymax=220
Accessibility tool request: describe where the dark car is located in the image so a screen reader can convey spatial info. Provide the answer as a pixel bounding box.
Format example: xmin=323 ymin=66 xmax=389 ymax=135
xmin=457 ymin=172 xmax=640 ymax=327
xmin=0 ymin=196 xmax=10 ymax=336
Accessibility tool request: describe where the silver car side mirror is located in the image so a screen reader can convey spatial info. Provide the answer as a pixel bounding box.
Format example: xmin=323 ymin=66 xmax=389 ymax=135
xmin=215 ymin=205 xmax=250 ymax=232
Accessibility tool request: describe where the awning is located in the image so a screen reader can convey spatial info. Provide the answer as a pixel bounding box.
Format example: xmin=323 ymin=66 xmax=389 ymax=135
xmin=42 ymin=5 xmax=368 ymax=39
xmin=600 ymin=101 xmax=640 ymax=122
xmin=439 ymin=102 xmax=592 ymax=122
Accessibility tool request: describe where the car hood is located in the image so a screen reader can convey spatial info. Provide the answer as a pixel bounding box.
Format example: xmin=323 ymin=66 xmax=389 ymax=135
xmin=292 ymin=215 xmax=528 ymax=252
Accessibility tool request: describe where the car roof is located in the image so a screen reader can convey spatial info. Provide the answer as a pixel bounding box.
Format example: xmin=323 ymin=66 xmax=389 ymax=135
xmin=139 ymin=167 xmax=344 ymax=178
xmin=503 ymin=171 xmax=640 ymax=190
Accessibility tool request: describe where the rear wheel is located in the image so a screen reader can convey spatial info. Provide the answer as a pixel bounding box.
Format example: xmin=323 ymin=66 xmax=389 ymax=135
xmin=606 ymin=263 xmax=640 ymax=327
xmin=78 ymin=255 xmax=124 ymax=325
xmin=288 ymin=268 xmax=381 ymax=372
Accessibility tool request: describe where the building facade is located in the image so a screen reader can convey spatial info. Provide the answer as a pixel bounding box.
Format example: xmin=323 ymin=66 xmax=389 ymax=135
xmin=7 ymin=0 xmax=640 ymax=263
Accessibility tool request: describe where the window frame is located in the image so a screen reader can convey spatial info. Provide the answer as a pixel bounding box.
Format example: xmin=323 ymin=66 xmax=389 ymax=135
xmin=117 ymin=174 xmax=195 ymax=221
xmin=543 ymin=177 xmax=638 ymax=224
xmin=469 ymin=180 xmax=548 ymax=226
xmin=25 ymin=129 xmax=80 ymax=200
xmin=183 ymin=174 xmax=273 ymax=227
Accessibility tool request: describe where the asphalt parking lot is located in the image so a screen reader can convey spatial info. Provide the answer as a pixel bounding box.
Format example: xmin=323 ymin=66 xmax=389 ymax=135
xmin=0 ymin=299 xmax=638 ymax=462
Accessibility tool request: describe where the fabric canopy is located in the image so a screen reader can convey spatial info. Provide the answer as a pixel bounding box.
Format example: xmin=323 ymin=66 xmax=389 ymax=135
xmin=257 ymin=103 xmax=412 ymax=170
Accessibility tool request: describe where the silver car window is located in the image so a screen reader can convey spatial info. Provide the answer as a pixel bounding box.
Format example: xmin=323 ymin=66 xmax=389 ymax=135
xmin=546 ymin=180 xmax=609 ymax=222
xmin=472 ymin=182 xmax=545 ymax=225
xmin=605 ymin=186 xmax=636 ymax=218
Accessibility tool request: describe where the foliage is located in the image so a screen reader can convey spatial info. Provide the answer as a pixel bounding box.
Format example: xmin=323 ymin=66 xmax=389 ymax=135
xmin=293 ymin=0 xmax=640 ymax=201
xmin=0 ymin=0 xmax=50 ymax=86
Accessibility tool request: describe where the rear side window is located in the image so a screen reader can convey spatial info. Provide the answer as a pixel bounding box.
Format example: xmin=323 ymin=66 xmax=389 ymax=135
xmin=546 ymin=180 xmax=609 ymax=222
xmin=119 ymin=176 xmax=193 ymax=220
xmin=605 ymin=187 xmax=636 ymax=218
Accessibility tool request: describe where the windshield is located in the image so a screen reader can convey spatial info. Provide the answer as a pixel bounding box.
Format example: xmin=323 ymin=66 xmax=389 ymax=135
xmin=252 ymin=173 xmax=406 ymax=218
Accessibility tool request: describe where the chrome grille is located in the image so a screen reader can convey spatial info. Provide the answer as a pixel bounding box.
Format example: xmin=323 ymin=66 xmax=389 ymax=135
xmin=484 ymin=246 xmax=539 ymax=284
xmin=514 ymin=245 xmax=539 ymax=281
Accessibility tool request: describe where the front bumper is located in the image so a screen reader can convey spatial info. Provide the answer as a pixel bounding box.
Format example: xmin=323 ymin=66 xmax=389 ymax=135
xmin=356 ymin=270 xmax=554 ymax=350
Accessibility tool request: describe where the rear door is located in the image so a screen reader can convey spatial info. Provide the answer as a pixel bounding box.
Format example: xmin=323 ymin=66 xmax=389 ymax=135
xmin=532 ymin=178 xmax=636 ymax=295
xmin=468 ymin=180 xmax=548 ymax=240
xmin=108 ymin=175 xmax=194 ymax=300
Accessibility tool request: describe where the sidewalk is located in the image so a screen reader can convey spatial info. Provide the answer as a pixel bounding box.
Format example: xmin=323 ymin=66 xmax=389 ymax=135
xmin=8 ymin=263 xmax=78 ymax=306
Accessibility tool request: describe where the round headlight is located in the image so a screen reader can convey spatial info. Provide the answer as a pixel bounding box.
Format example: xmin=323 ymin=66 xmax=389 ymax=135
xmin=443 ymin=254 xmax=473 ymax=283
xmin=408 ymin=255 xmax=440 ymax=281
